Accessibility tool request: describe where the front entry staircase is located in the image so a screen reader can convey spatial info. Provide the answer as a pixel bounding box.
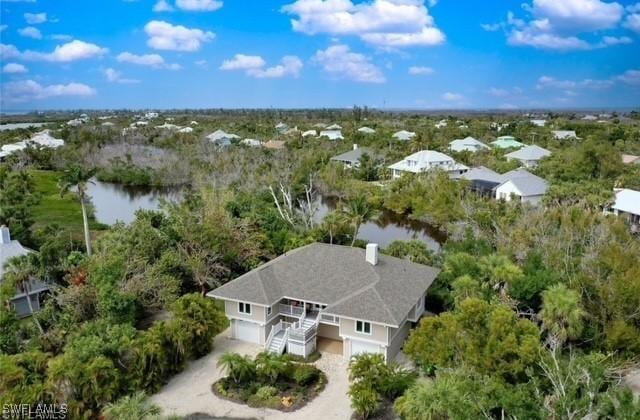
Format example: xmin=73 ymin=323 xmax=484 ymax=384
xmin=265 ymin=310 xmax=320 ymax=355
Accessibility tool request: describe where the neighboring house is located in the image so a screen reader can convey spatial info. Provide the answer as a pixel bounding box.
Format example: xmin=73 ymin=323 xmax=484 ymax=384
xmin=0 ymin=226 xmax=50 ymax=318
xmin=156 ymin=123 xmax=180 ymax=130
xmin=358 ymin=126 xmax=376 ymax=134
xmin=456 ymin=166 xmax=505 ymax=196
xmin=178 ymin=127 xmax=193 ymax=133
xmin=582 ymin=115 xmax=597 ymax=121
xmin=621 ymin=154 xmax=640 ymax=165
xmin=392 ymin=130 xmax=416 ymax=141
xmin=0 ymin=130 xmax=65 ymax=160
xmin=552 ymin=130 xmax=578 ymax=140
xmin=276 ymin=122 xmax=289 ymax=134
xmin=505 ymin=145 xmax=552 ymax=168
xmin=388 ymin=150 xmax=469 ymax=178
xmin=264 ymin=140 xmax=286 ymax=150
xmin=330 ymin=144 xmax=378 ymax=169
xmin=319 ymin=130 xmax=344 ymax=141
xmin=495 ymin=169 xmax=548 ymax=205
xmin=207 ymin=129 xmax=240 ymax=146
xmin=241 ymin=138 xmax=263 ymax=147
xmin=301 ymin=130 xmax=317 ymax=137
xmin=604 ymin=189 xmax=640 ymax=232
xmin=491 ymin=136 xmax=524 ymax=149
xmin=145 ymin=112 xmax=159 ymax=119
xmin=190 ymin=121 xmax=199 ymax=126
xmin=434 ymin=120 xmax=447 ymax=129
xmin=449 ymin=136 xmax=489 ymax=153
xmin=326 ymin=124 xmax=342 ymax=130
xmin=101 ymin=122 xmax=115 ymax=127
xmin=208 ymin=243 xmax=439 ymax=361
xmin=530 ymin=119 xmax=546 ymax=127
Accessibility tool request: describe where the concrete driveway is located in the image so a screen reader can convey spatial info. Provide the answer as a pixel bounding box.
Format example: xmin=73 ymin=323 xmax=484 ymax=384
xmin=151 ymin=328 xmax=353 ymax=419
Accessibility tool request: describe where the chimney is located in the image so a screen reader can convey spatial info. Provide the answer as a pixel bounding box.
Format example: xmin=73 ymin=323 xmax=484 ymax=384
xmin=0 ymin=225 xmax=10 ymax=244
xmin=353 ymin=144 xmax=358 ymax=150
xmin=366 ymin=243 xmax=378 ymax=265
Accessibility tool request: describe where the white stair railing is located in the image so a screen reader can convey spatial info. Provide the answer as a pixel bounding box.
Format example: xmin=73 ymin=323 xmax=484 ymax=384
xmin=265 ymin=321 xmax=284 ymax=351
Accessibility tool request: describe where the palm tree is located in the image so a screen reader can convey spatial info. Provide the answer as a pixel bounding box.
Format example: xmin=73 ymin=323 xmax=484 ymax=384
xmin=58 ymin=166 xmax=95 ymax=256
xmin=255 ymin=351 xmax=288 ymax=383
xmin=3 ymin=254 xmax=44 ymax=334
xmin=539 ymin=283 xmax=585 ymax=348
xmin=343 ymin=194 xmax=375 ymax=246
xmin=102 ymin=392 xmax=161 ymax=420
xmin=217 ymin=352 xmax=255 ymax=384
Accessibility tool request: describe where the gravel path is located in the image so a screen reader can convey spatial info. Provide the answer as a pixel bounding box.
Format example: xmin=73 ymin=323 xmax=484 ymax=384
xmin=151 ymin=329 xmax=352 ymax=419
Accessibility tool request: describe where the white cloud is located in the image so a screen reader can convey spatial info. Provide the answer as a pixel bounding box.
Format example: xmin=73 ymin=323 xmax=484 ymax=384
xmin=18 ymin=26 xmax=42 ymax=39
xmin=144 ymin=20 xmax=215 ymax=51
xmin=116 ymin=51 xmax=181 ymax=70
xmin=175 ymin=0 xmax=223 ymax=11
xmin=0 ymin=44 xmax=21 ymax=60
xmin=623 ymin=13 xmax=640 ymax=32
xmin=282 ymin=0 xmax=445 ymax=48
xmin=24 ymin=12 xmax=47 ymax=24
xmin=506 ymin=0 xmax=626 ymax=51
xmin=104 ymin=68 xmax=140 ymax=84
xmin=22 ymin=40 xmax=108 ymax=62
xmin=220 ymin=54 xmax=302 ymax=78
xmin=481 ymin=23 xmax=501 ymax=31
xmin=599 ymin=35 xmax=632 ymax=46
xmin=488 ymin=87 xmax=509 ymax=97
xmin=442 ymin=92 xmax=463 ymax=101
xmin=408 ymin=65 xmax=434 ymax=75
xmin=2 ymin=63 xmax=28 ymax=74
xmin=312 ymin=44 xmax=385 ymax=83
xmin=194 ymin=59 xmax=208 ymax=68
xmin=153 ymin=0 xmax=174 ymax=12
xmin=536 ymin=75 xmax=614 ymax=90
xmin=51 ymin=34 xmax=73 ymax=41
xmin=617 ymin=69 xmax=640 ymax=85
xmin=2 ymin=79 xmax=96 ymax=103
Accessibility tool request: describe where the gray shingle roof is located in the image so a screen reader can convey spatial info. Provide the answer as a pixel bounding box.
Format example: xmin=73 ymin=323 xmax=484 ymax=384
xmin=459 ymin=166 xmax=504 ymax=183
xmin=499 ymin=169 xmax=548 ymax=196
xmin=330 ymin=147 xmax=377 ymax=164
xmin=208 ymin=243 xmax=439 ymax=326
xmin=505 ymin=145 xmax=551 ymax=161
xmin=0 ymin=240 xmax=31 ymax=279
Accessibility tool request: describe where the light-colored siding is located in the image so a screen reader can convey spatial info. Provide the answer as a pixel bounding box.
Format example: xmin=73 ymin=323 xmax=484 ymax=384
xmin=318 ymin=323 xmax=340 ymax=340
xmin=224 ymin=300 xmax=266 ymax=323
xmin=340 ymin=318 xmax=388 ymax=344
xmin=386 ymin=320 xmax=411 ymax=361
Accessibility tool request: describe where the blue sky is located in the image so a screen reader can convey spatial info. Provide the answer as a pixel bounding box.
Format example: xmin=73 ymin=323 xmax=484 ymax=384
xmin=1 ymin=0 xmax=639 ymax=110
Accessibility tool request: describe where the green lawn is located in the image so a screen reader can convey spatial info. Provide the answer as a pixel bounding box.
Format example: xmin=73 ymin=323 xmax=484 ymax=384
xmin=29 ymin=170 xmax=107 ymax=236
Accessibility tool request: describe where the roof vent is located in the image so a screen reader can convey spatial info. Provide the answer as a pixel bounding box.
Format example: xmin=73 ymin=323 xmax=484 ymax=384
xmin=366 ymin=243 xmax=378 ymax=265
xmin=0 ymin=225 xmax=10 ymax=244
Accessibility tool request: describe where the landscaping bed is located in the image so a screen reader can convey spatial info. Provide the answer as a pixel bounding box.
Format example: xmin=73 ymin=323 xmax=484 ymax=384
xmin=212 ymin=352 xmax=327 ymax=412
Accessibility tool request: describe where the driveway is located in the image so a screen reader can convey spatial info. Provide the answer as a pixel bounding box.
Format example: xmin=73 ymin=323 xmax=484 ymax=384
xmin=151 ymin=328 xmax=353 ymax=419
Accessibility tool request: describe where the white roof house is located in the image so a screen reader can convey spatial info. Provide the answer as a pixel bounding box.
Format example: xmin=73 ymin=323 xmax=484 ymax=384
xmin=156 ymin=123 xmax=181 ymax=130
xmin=392 ymin=130 xmax=416 ymax=141
xmin=0 ymin=130 xmax=64 ymax=159
xmin=552 ymin=130 xmax=578 ymax=140
xmin=178 ymin=127 xmax=193 ymax=133
xmin=326 ymin=123 xmax=342 ymax=130
xmin=276 ymin=122 xmax=289 ymax=131
xmin=388 ymin=150 xmax=469 ymax=178
xmin=434 ymin=120 xmax=448 ymax=129
xmin=495 ymin=169 xmax=548 ymax=205
xmin=241 ymin=138 xmax=263 ymax=147
xmin=505 ymin=145 xmax=551 ymax=168
xmin=101 ymin=122 xmax=115 ymax=127
xmin=605 ymin=189 xmax=640 ymax=229
xmin=207 ymin=129 xmax=240 ymax=144
xmin=530 ymin=119 xmax=546 ymax=127
xmin=581 ymin=115 xmax=597 ymax=121
xmin=319 ymin=130 xmax=344 ymax=140
xmin=449 ymin=136 xmax=489 ymax=153
xmin=301 ymin=130 xmax=317 ymax=137
xmin=67 ymin=118 xmax=84 ymax=127
xmin=190 ymin=121 xmax=199 ymax=126
xmin=358 ymin=126 xmax=376 ymax=134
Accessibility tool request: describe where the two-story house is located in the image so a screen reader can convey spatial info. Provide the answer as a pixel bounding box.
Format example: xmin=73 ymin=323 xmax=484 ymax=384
xmin=388 ymin=150 xmax=468 ymax=178
xmin=208 ymin=243 xmax=439 ymax=362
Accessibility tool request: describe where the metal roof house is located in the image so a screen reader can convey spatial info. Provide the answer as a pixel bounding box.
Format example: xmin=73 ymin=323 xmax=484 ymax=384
xmin=495 ymin=169 xmax=548 ymax=205
xmin=604 ymin=189 xmax=640 ymax=232
xmin=330 ymin=144 xmax=378 ymax=169
xmin=207 ymin=129 xmax=240 ymax=146
xmin=552 ymin=130 xmax=578 ymax=140
xmin=505 ymin=145 xmax=552 ymax=168
xmin=358 ymin=127 xmax=376 ymax=134
xmin=0 ymin=226 xmax=50 ymax=318
xmin=208 ymin=243 xmax=439 ymax=361
xmin=392 ymin=130 xmax=416 ymax=141
xmin=491 ymin=136 xmax=524 ymax=149
xmin=319 ymin=130 xmax=344 ymax=141
xmin=388 ymin=150 xmax=469 ymax=178
xmin=449 ymin=136 xmax=489 ymax=153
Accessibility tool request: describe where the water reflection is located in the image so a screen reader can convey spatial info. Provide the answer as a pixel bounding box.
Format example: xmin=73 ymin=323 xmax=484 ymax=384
xmin=315 ymin=195 xmax=445 ymax=250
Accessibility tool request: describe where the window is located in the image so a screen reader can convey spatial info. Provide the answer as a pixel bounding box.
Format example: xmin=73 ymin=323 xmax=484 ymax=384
xmin=238 ymin=302 xmax=251 ymax=315
xmin=267 ymin=306 xmax=272 ymax=316
xmin=356 ymin=320 xmax=372 ymax=335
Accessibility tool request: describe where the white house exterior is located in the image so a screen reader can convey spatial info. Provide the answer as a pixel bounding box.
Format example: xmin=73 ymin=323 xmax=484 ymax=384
xmin=552 ymin=130 xmax=578 ymax=140
xmin=388 ymin=150 xmax=469 ymax=178
xmin=530 ymin=119 xmax=546 ymax=127
xmin=605 ymin=189 xmax=640 ymax=232
xmin=319 ymin=130 xmax=344 ymax=140
xmin=358 ymin=127 xmax=376 ymax=134
xmin=505 ymin=145 xmax=552 ymax=168
xmin=301 ymin=130 xmax=317 ymax=137
xmin=495 ymin=169 xmax=548 ymax=205
xmin=449 ymin=136 xmax=489 ymax=153
xmin=207 ymin=129 xmax=240 ymax=146
xmin=326 ymin=124 xmax=342 ymax=130
xmin=0 ymin=130 xmax=65 ymax=160
xmin=241 ymin=138 xmax=263 ymax=147
xmin=392 ymin=130 xmax=416 ymax=141
xmin=434 ymin=120 xmax=447 ymax=129
xmin=208 ymin=243 xmax=439 ymax=362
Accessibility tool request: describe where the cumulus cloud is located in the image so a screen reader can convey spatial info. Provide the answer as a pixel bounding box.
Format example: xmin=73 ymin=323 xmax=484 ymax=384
xmin=505 ymin=0 xmax=626 ymax=51
xmin=220 ymin=54 xmax=302 ymax=78
xmin=2 ymin=79 xmax=96 ymax=103
xmin=312 ymin=44 xmax=385 ymax=83
xmin=617 ymin=69 xmax=640 ymax=85
xmin=0 ymin=44 xmax=21 ymax=60
xmin=481 ymin=23 xmax=501 ymax=31
xmin=175 ymin=0 xmax=223 ymax=11
xmin=408 ymin=66 xmax=434 ymax=75
xmin=442 ymin=92 xmax=463 ymax=101
xmin=104 ymin=68 xmax=140 ymax=84
xmin=282 ymin=0 xmax=445 ymax=48
xmin=51 ymin=34 xmax=73 ymax=41
xmin=24 ymin=12 xmax=47 ymax=24
xmin=116 ymin=52 xmax=181 ymax=70
xmin=22 ymin=40 xmax=108 ymax=62
xmin=144 ymin=20 xmax=215 ymax=51
xmin=153 ymin=0 xmax=174 ymax=12
xmin=19 ymin=26 xmax=42 ymax=39
xmin=624 ymin=12 xmax=640 ymax=32
xmin=536 ymin=75 xmax=614 ymax=90
xmin=2 ymin=63 xmax=28 ymax=74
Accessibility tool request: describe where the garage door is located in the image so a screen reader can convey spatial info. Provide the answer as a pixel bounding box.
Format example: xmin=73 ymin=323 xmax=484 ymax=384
xmin=349 ymin=339 xmax=381 ymax=357
xmin=235 ymin=320 xmax=260 ymax=344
